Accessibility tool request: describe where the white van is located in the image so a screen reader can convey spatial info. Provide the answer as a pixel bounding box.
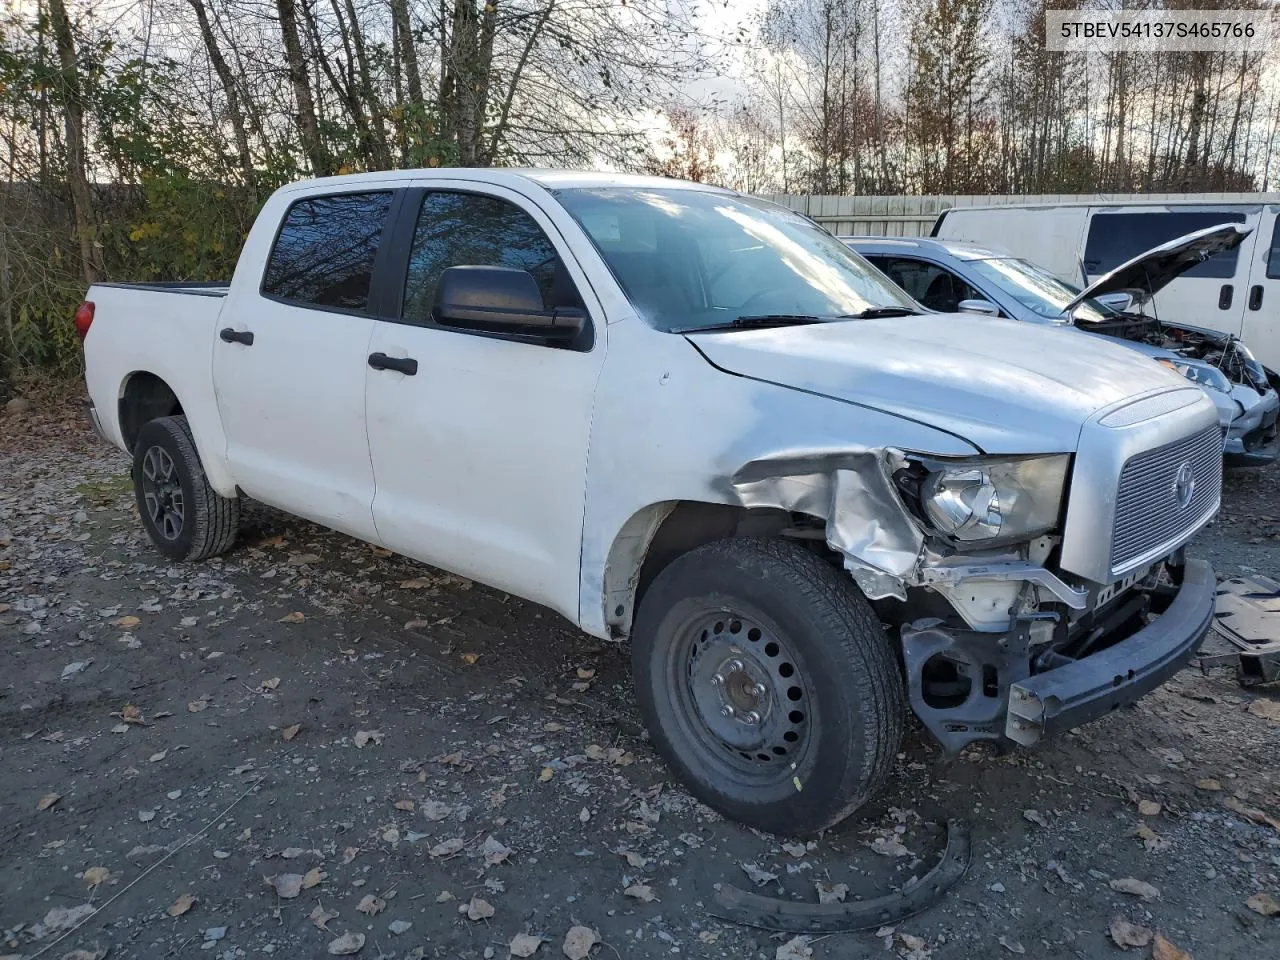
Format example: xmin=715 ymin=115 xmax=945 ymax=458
xmin=933 ymin=200 xmax=1280 ymax=370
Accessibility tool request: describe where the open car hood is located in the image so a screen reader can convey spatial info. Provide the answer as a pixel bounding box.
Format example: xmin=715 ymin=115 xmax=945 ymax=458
xmin=1066 ymin=223 xmax=1251 ymax=314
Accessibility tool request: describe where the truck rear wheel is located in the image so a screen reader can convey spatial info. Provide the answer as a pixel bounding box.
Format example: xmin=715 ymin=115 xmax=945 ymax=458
xmin=132 ymin=415 xmax=239 ymax=562
xmin=632 ymin=537 xmax=904 ymax=836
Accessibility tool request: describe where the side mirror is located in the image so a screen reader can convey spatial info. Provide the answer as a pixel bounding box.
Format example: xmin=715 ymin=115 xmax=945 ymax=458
xmin=1095 ymin=291 xmax=1135 ymax=313
xmin=957 ymin=298 xmax=1000 ymax=317
xmin=433 ymin=265 xmax=585 ymax=340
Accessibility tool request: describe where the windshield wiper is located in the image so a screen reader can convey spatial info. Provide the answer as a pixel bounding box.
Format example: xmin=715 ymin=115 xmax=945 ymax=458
xmin=673 ymin=314 xmax=831 ymax=334
xmin=845 ymin=307 xmax=921 ymax=319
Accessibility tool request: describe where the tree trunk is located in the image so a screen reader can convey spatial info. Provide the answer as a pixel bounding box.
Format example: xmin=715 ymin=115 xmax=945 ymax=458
xmin=275 ymin=0 xmax=329 ymax=176
xmin=390 ymin=0 xmax=425 ymax=107
xmin=48 ymin=0 xmax=103 ymax=285
xmin=187 ymin=0 xmax=256 ymax=190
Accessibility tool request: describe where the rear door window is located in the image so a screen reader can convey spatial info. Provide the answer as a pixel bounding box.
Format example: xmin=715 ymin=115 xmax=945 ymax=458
xmin=1267 ymin=215 xmax=1280 ymax=280
xmin=262 ymin=192 xmax=394 ymax=311
xmin=1083 ymin=211 xmax=1246 ymax=279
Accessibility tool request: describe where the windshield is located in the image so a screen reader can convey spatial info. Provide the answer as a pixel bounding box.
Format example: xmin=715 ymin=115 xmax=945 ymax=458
xmin=554 ymin=187 xmax=917 ymax=332
xmin=966 ymin=257 xmax=1111 ymax=323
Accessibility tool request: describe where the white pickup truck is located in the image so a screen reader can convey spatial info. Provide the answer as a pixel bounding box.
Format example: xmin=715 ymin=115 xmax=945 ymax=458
xmin=81 ymin=170 xmax=1222 ymax=836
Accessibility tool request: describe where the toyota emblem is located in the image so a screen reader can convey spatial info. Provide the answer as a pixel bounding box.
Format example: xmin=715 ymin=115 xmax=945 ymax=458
xmin=1173 ymin=461 xmax=1195 ymax=509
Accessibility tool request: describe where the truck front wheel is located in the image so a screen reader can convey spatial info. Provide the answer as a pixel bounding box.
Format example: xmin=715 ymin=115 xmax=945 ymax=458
xmin=131 ymin=415 xmax=239 ymax=562
xmin=632 ymin=538 xmax=904 ymax=836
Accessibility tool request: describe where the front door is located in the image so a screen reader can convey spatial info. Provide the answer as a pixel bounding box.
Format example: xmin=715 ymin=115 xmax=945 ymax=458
xmin=364 ymin=183 xmax=606 ymax=620
xmin=213 ymin=188 xmax=399 ymax=541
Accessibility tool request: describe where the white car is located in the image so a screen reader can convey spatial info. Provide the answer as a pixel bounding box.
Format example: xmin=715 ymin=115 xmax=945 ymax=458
xmin=80 ymin=169 xmax=1221 ymax=836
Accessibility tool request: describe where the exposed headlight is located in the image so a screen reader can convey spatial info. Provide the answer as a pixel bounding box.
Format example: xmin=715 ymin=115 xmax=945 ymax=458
xmin=917 ymin=455 xmax=1069 ymax=543
xmin=1157 ymin=358 xmax=1232 ymax=395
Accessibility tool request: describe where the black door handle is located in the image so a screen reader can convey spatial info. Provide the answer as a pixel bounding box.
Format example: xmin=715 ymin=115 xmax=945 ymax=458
xmin=368 ymin=352 xmax=418 ymax=375
xmin=1249 ymin=285 xmax=1264 ymax=311
xmin=1219 ymin=284 xmax=1233 ymax=310
xmin=219 ymin=327 xmax=254 ymax=346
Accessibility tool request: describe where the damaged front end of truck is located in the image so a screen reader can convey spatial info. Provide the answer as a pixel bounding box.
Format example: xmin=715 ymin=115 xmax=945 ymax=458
xmin=730 ymin=390 xmax=1223 ymax=752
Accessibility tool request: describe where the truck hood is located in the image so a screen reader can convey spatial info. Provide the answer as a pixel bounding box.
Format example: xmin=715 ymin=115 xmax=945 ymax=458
xmin=1066 ymin=223 xmax=1251 ymax=312
xmin=687 ymin=314 xmax=1193 ymax=453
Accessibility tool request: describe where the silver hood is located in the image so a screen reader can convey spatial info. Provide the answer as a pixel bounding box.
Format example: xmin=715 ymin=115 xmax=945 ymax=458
xmin=1066 ymin=223 xmax=1251 ymax=312
xmin=688 ymin=314 xmax=1195 ymax=453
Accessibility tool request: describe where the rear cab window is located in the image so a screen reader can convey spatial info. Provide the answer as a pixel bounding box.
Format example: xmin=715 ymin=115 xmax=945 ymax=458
xmin=262 ymin=192 xmax=394 ymax=311
xmin=1084 ymin=210 xmax=1247 ymax=279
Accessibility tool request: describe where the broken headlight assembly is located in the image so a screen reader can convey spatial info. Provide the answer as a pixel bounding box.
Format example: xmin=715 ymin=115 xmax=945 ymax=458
xmin=898 ymin=454 xmax=1070 ymax=545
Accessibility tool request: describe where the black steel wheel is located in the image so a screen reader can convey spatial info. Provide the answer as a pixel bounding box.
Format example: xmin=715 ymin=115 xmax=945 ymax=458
xmin=632 ymin=537 xmax=905 ymax=836
xmin=131 ymin=415 xmax=239 ymax=562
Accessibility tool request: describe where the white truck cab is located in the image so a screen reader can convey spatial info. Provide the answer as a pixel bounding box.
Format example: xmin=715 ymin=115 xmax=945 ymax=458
xmin=81 ymin=170 xmax=1221 ymax=836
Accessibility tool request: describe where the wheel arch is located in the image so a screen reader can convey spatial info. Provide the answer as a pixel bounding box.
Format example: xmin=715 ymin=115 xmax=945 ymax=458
xmin=118 ymin=371 xmax=184 ymax=454
xmin=599 ymin=499 xmax=821 ymax=639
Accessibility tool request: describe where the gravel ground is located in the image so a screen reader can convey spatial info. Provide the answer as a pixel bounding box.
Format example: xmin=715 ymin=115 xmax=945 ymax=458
xmin=2 ymin=398 xmax=1279 ymax=960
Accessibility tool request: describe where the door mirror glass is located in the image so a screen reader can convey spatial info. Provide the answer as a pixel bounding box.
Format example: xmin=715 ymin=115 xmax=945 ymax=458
xmin=957 ymin=298 xmax=1000 ymax=317
xmin=433 ymin=266 xmax=585 ymax=339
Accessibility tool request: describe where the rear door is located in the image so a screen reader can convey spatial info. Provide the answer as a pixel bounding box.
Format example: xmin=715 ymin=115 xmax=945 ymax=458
xmin=363 ymin=182 xmax=605 ymax=619
xmin=213 ymin=187 xmax=402 ymax=540
xmin=1241 ymin=207 xmax=1280 ymax=370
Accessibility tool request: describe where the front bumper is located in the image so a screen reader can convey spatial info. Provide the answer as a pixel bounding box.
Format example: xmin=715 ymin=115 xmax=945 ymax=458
xmin=902 ymin=559 xmax=1215 ymax=752
xmin=1224 ymin=400 xmax=1279 ymax=467
xmin=1004 ymin=558 xmax=1214 ymax=745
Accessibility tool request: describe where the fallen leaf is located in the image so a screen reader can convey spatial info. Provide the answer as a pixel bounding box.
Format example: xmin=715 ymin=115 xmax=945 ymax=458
xmin=460 ymin=652 xmax=481 ymax=665
xmin=510 ymin=932 xmax=545 ymax=957
xmin=1023 ymin=809 xmax=1048 ymax=828
xmin=466 ymin=895 xmax=495 ymax=921
xmin=815 ymin=881 xmax=848 ymax=904
xmin=740 ymin=861 xmax=778 ymax=885
xmin=266 ymin=873 xmax=304 ymax=899
xmin=538 ymin=767 xmax=554 ymax=782
xmin=167 ymin=893 xmax=197 ymax=917
xmin=1134 ymin=823 xmax=1169 ymax=853
xmin=111 ymin=616 xmax=141 ymax=629
xmin=775 ymin=935 xmax=813 ymax=960
xmin=1152 ymin=932 xmax=1193 ymax=960
xmin=1224 ymin=795 xmax=1280 ymax=833
xmin=1110 ymin=877 xmax=1160 ymax=901
xmin=353 ymin=729 xmax=383 ymax=748
xmin=698 ymin=931 xmax=721 ymax=944
xmin=278 ymin=611 xmax=305 ymax=623
xmin=302 ymin=867 xmax=325 ymax=889
xmin=37 ymin=792 xmax=61 ymax=811
xmin=436 ymin=890 xmax=455 ymax=902
xmin=282 ymin=723 xmax=301 ymax=741
xmin=617 ymin=850 xmax=648 ymax=869
xmin=82 ymin=866 xmax=110 ymax=888
xmin=149 ymin=750 xmax=167 ymax=763
xmin=430 ymin=837 xmax=466 ymax=858
xmin=399 ymin=577 xmax=433 ymax=588
xmin=1247 ymin=699 xmax=1280 ymax=722
xmin=623 ymin=883 xmax=657 ymax=902
xmin=356 ymin=895 xmax=386 ymax=916
xmin=1109 ymin=917 xmax=1153 ymax=948
xmin=482 ymin=835 xmax=512 ymax=866
xmin=61 ymin=949 xmax=104 ymax=960
xmin=1196 ymin=778 xmax=1222 ymax=792
xmin=187 ymin=698 xmax=210 ymax=713
xmin=260 ymin=677 xmax=281 ymax=691
xmin=394 ymin=799 xmax=415 ymax=811
xmin=1246 ymin=891 xmax=1280 ymax=916
xmin=421 ymin=800 xmax=451 ymax=821
xmin=782 ymin=842 xmax=808 ymax=858
xmin=1137 ymin=799 xmax=1161 ymax=816
xmin=40 ymin=904 xmax=96 ymax=934
xmin=327 ymin=931 xmax=365 ymax=955
xmin=998 ymin=936 xmax=1025 ymax=955
xmin=310 ymin=904 xmax=338 ymax=930
xmin=288 ymin=552 xmax=320 ymax=565
xmin=562 ymin=926 xmax=598 ymax=959
xmin=870 ymin=835 xmax=909 ymax=857
xmin=576 ymin=668 xmax=595 ymax=680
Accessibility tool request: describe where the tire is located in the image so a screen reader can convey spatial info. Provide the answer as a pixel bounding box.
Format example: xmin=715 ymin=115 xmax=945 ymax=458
xmin=632 ymin=537 xmax=904 ymax=836
xmin=131 ymin=415 xmax=239 ymax=562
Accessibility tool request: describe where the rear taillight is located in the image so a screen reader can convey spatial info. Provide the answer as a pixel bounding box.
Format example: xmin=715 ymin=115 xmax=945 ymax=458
xmin=74 ymin=300 xmax=95 ymax=340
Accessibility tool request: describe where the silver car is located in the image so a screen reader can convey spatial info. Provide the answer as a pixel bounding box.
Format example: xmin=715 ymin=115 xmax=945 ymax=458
xmin=843 ymin=230 xmax=1280 ymax=467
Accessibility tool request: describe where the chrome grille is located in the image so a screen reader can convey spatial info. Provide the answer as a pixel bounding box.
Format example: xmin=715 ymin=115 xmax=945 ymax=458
xmin=1111 ymin=424 xmax=1222 ymax=573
